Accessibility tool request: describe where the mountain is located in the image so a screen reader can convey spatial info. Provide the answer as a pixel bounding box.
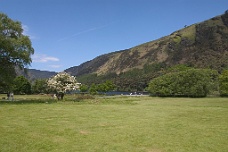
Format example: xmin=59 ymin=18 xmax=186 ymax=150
xmin=65 ymin=12 xmax=228 ymax=77
xmin=16 ymin=68 xmax=57 ymax=82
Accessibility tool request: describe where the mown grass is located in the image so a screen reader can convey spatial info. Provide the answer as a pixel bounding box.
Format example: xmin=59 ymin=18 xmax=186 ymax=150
xmin=0 ymin=95 xmax=227 ymax=152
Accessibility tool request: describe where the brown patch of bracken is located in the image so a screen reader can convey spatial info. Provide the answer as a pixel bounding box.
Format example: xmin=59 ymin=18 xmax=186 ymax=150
xmin=80 ymin=130 xmax=89 ymax=135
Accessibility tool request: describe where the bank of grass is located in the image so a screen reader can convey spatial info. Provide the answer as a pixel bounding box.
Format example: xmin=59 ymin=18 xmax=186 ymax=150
xmin=0 ymin=95 xmax=227 ymax=152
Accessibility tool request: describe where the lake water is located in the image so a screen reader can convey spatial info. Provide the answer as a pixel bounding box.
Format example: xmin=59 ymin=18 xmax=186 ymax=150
xmin=105 ymin=91 xmax=149 ymax=96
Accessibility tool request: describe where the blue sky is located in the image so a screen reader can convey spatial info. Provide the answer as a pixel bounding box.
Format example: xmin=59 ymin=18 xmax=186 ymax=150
xmin=1 ymin=0 xmax=227 ymax=72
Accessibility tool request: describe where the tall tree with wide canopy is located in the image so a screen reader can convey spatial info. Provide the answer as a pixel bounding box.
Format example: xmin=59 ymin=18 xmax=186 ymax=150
xmin=0 ymin=13 xmax=34 ymax=92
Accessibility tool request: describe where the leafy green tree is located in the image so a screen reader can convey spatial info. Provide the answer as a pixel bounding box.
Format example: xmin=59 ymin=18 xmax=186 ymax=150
xmin=103 ymin=80 xmax=115 ymax=92
xmin=13 ymin=76 xmax=32 ymax=94
xmin=219 ymin=70 xmax=228 ymax=96
xmin=93 ymin=80 xmax=116 ymax=94
xmin=89 ymin=83 xmax=98 ymax=95
xmin=0 ymin=13 xmax=34 ymax=92
xmin=148 ymin=69 xmax=218 ymax=97
xmin=79 ymin=84 xmax=89 ymax=94
xmin=32 ymin=79 xmax=47 ymax=94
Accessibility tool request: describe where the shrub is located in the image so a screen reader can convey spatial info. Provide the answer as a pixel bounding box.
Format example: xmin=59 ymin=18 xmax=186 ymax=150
xmin=148 ymin=69 xmax=218 ymax=97
xmin=219 ymin=70 xmax=228 ymax=96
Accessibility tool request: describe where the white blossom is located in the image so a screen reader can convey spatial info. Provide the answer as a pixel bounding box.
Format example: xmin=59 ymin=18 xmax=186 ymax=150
xmin=47 ymin=72 xmax=80 ymax=93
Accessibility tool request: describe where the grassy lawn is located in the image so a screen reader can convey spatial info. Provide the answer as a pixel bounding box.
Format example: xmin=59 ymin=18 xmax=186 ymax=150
xmin=0 ymin=95 xmax=227 ymax=152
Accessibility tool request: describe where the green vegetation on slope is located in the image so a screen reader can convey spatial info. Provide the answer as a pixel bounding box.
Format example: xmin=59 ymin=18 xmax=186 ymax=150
xmin=77 ymin=62 xmax=166 ymax=91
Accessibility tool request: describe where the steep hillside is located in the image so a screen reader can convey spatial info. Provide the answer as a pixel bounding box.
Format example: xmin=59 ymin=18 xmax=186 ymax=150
xmin=65 ymin=12 xmax=228 ymax=76
xmin=16 ymin=68 xmax=57 ymax=82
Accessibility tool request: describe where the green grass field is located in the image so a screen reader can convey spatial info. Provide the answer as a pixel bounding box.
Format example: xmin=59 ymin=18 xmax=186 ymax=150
xmin=0 ymin=95 xmax=227 ymax=152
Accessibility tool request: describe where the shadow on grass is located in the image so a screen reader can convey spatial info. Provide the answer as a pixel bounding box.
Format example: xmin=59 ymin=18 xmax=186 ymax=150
xmin=73 ymin=94 xmax=95 ymax=102
xmin=0 ymin=99 xmax=57 ymax=104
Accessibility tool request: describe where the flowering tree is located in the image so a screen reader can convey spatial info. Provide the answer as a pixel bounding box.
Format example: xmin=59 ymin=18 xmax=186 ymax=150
xmin=47 ymin=72 xmax=80 ymax=100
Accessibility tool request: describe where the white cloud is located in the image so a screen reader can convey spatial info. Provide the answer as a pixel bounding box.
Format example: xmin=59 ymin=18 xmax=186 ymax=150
xmin=57 ymin=23 xmax=112 ymax=42
xmin=32 ymin=54 xmax=60 ymax=63
xmin=48 ymin=65 xmax=62 ymax=68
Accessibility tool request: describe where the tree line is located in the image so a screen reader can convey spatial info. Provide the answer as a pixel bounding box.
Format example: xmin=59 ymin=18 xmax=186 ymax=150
xmin=1 ymin=75 xmax=115 ymax=96
xmin=77 ymin=64 xmax=228 ymax=97
xmin=5 ymin=67 xmax=228 ymax=98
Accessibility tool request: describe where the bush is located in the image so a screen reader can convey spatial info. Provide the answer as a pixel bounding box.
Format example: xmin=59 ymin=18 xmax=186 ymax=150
xmin=219 ymin=70 xmax=228 ymax=97
xmin=148 ymin=69 xmax=218 ymax=97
